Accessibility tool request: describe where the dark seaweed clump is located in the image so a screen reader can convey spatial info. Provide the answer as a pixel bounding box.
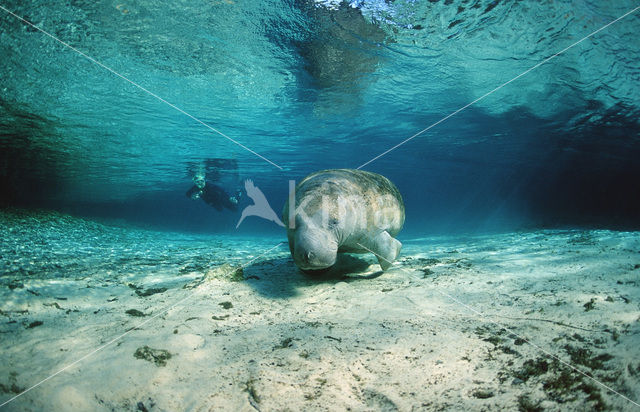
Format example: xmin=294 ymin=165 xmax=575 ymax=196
xmin=517 ymin=395 xmax=543 ymax=412
xmin=583 ymin=298 xmax=596 ymax=311
xmin=513 ymin=358 xmax=549 ymax=382
xmin=0 ymin=372 xmax=24 ymax=395
xmin=564 ymin=345 xmax=613 ymax=370
xmin=543 ymin=370 xmax=607 ymax=410
xmin=511 ymin=346 xmax=615 ymax=411
xmin=136 ymin=287 xmax=167 ymax=297
xmin=134 ymin=346 xmax=172 ymax=366
xmin=126 ymin=309 xmax=146 ymax=317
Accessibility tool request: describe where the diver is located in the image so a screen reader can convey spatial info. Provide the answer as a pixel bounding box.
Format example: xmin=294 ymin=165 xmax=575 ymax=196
xmin=186 ymin=170 xmax=242 ymax=212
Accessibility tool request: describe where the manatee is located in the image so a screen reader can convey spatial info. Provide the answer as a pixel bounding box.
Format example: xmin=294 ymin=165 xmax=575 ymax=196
xmin=283 ymin=169 xmax=405 ymax=272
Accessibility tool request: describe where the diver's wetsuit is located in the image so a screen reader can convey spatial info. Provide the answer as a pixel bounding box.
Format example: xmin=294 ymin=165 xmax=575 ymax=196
xmin=186 ymin=182 xmax=238 ymax=212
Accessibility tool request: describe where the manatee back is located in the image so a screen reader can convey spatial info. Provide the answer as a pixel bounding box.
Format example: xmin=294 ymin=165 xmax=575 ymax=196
xmin=283 ymin=169 xmax=405 ymax=237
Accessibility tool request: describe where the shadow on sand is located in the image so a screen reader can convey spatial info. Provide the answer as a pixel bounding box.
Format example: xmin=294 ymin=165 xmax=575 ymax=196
xmin=243 ymin=253 xmax=382 ymax=299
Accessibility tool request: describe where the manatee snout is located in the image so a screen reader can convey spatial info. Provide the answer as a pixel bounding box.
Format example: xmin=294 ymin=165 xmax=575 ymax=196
xmin=293 ymin=229 xmax=338 ymax=271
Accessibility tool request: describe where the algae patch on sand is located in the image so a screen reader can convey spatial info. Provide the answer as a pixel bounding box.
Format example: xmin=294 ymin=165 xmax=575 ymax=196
xmin=134 ymin=346 xmax=172 ymax=366
xmin=205 ymin=263 xmax=244 ymax=282
xmin=125 ymin=309 xmax=146 ymax=317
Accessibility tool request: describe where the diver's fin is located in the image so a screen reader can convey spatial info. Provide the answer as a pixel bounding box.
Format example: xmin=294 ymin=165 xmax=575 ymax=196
xmin=364 ymin=231 xmax=402 ymax=271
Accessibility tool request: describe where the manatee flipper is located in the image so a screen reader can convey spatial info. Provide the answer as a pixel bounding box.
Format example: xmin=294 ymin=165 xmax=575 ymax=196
xmin=363 ymin=231 xmax=402 ymax=271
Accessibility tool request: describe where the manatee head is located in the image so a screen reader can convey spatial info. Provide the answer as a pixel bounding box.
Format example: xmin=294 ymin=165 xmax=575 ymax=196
xmin=292 ymin=219 xmax=338 ymax=271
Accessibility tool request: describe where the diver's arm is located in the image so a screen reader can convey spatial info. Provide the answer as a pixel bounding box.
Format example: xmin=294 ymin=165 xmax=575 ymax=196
xmin=186 ymin=186 xmax=199 ymax=199
xmin=204 ymin=183 xmax=238 ymax=211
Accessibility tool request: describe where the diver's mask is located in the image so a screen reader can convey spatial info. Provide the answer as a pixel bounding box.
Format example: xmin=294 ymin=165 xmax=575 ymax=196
xmin=193 ymin=175 xmax=205 ymax=189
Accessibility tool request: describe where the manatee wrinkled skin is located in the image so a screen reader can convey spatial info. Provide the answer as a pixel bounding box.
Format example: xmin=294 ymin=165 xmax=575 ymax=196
xmin=283 ymin=169 xmax=405 ymax=272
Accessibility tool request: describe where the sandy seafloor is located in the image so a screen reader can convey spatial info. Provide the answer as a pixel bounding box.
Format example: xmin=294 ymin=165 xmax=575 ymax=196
xmin=0 ymin=209 xmax=639 ymax=411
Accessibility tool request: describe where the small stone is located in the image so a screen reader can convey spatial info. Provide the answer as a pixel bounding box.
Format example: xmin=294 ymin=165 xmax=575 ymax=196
xmin=472 ymin=389 xmax=494 ymax=399
xmin=27 ymin=321 xmax=43 ymax=329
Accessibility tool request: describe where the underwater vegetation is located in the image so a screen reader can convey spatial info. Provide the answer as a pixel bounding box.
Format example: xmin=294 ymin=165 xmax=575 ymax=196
xmin=133 ymin=346 xmax=172 ymax=367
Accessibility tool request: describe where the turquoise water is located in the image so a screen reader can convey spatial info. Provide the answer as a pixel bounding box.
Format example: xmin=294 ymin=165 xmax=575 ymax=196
xmin=2 ymin=3 xmax=640 ymax=409
xmin=1 ymin=0 xmax=639 ymax=232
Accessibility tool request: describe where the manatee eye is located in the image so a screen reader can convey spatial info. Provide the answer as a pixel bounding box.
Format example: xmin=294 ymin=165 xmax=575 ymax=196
xmin=328 ymin=218 xmax=339 ymax=227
